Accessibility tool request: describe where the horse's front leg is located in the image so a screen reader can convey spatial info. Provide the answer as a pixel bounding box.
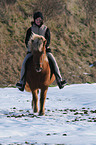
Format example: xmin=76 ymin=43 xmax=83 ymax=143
xmin=32 ymin=90 xmax=39 ymax=113
xmin=39 ymin=88 xmax=48 ymax=116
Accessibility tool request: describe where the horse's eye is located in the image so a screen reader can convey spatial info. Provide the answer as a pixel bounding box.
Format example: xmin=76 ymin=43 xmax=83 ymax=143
xmin=32 ymin=39 xmax=34 ymax=43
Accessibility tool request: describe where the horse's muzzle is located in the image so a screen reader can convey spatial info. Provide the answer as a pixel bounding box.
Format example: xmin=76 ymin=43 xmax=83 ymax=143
xmin=35 ymin=67 xmax=42 ymax=72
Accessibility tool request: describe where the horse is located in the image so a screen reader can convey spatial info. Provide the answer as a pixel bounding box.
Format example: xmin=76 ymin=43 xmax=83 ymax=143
xmin=25 ymin=33 xmax=55 ymax=115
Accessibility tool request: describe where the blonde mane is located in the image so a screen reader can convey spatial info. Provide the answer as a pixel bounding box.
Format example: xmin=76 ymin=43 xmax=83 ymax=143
xmin=28 ymin=33 xmax=46 ymax=52
xmin=31 ymin=32 xmax=45 ymax=41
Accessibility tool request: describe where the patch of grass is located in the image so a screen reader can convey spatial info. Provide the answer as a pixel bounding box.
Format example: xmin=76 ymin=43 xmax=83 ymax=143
xmin=49 ymin=85 xmax=56 ymax=87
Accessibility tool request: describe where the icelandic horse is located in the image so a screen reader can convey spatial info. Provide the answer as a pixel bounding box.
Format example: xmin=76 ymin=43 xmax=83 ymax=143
xmin=25 ymin=33 xmax=55 ymax=115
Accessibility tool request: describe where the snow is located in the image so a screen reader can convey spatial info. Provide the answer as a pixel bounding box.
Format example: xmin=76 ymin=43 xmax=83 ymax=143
xmin=0 ymin=84 xmax=96 ymax=145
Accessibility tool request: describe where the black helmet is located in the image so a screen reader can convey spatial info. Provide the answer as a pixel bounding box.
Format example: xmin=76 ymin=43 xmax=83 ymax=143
xmin=33 ymin=12 xmax=43 ymax=20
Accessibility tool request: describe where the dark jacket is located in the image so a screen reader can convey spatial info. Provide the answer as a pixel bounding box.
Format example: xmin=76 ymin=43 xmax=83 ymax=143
xmin=25 ymin=22 xmax=51 ymax=52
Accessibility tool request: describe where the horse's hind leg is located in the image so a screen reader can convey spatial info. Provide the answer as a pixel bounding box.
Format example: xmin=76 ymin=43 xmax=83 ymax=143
xmin=32 ymin=90 xmax=39 ymax=113
xmin=39 ymin=88 xmax=48 ymax=116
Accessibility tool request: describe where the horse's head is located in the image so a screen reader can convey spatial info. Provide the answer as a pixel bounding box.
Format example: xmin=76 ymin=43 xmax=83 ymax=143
xmin=28 ymin=33 xmax=47 ymax=72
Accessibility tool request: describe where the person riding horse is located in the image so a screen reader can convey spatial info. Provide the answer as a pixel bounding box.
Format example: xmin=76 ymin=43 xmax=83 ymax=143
xmin=16 ymin=12 xmax=66 ymax=91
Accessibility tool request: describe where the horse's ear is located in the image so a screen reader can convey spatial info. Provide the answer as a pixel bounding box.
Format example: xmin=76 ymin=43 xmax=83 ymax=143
xmin=44 ymin=39 xmax=47 ymax=45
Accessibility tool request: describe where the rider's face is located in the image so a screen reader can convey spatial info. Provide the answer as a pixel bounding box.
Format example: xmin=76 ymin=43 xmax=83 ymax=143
xmin=35 ymin=17 xmax=42 ymax=26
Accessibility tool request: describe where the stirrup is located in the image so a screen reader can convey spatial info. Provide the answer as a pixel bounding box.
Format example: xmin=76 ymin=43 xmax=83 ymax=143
xmin=16 ymin=82 xmax=25 ymax=91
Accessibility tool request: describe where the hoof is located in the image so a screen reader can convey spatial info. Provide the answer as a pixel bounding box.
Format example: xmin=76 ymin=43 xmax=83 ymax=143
xmin=34 ymin=110 xmax=38 ymax=113
xmin=33 ymin=107 xmax=38 ymax=113
xmin=39 ymin=112 xmax=45 ymax=116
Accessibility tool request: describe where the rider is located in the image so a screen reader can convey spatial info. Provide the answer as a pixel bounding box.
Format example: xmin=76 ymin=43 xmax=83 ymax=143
xmin=16 ymin=11 xmax=66 ymax=91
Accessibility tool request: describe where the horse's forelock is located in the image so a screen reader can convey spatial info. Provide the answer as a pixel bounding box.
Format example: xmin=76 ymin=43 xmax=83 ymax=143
xmin=31 ymin=33 xmax=45 ymax=42
xmin=28 ymin=33 xmax=46 ymax=52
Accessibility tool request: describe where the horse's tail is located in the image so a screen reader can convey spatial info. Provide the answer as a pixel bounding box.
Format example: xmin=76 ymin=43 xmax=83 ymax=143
xmin=25 ymin=82 xmax=31 ymax=92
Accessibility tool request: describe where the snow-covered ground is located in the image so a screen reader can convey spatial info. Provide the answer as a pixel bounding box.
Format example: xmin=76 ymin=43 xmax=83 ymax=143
xmin=0 ymin=84 xmax=96 ymax=145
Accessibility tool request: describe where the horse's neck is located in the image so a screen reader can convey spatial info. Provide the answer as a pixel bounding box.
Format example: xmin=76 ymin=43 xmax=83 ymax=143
xmin=44 ymin=54 xmax=48 ymax=63
xmin=43 ymin=55 xmax=50 ymax=69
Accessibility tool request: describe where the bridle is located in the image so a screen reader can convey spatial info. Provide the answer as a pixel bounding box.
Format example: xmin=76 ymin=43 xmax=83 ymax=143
xmin=29 ymin=33 xmax=46 ymax=72
xmin=33 ymin=45 xmax=45 ymax=73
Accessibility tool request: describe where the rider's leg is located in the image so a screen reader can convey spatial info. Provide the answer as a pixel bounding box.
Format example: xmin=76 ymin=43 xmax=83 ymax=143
xmin=16 ymin=53 xmax=32 ymax=91
xmin=47 ymin=52 xmax=66 ymax=89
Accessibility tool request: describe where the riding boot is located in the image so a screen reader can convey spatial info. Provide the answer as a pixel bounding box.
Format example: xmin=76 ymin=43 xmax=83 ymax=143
xmin=16 ymin=65 xmax=26 ymax=91
xmin=47 ymin=52 xmax=67 ymax=89
xmin=16 ymin=53 xmax=32 ymax=91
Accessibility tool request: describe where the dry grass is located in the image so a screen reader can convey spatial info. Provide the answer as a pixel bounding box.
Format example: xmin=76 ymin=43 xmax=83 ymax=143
xmin=0 ymin=0 xmax=96 ymax=86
